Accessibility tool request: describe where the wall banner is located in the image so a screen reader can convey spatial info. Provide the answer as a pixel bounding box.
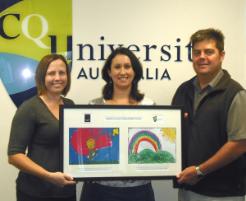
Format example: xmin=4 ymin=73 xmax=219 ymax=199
xmin=0 ymin=0 xmax=71 ymax=106
xmin=71 ymin=0 xmax=246 ymax=104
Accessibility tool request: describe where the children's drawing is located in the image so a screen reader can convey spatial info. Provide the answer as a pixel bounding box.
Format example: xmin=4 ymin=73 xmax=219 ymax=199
xmin=69 ymin=128 xmax=119 ymax=164
xmin=128 ymin=128 xmax=176 ymax=164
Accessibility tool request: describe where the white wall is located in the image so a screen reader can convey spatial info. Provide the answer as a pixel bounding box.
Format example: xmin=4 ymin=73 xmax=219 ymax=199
xmin=70 ymin=0 xmax=246 ymax=105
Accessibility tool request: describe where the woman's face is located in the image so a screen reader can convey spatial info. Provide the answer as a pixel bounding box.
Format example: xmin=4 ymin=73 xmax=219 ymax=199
xmin=108 ymin=54 xmax=135 ymax=90
xmin=44 ymin=59 xmax=68 ymax=95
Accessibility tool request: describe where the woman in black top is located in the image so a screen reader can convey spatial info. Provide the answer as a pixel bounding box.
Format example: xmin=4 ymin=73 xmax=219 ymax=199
xmin=8 ymin=54 xmax=76 ymax=201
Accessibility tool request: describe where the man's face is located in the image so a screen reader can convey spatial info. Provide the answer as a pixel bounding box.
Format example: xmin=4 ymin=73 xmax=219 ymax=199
xmin=192 ymin=39 xmax=225 ymax=78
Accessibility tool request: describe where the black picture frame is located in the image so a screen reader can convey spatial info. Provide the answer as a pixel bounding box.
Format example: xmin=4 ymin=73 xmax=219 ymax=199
xmin=60 ymin=105 xmax=183 ymax=180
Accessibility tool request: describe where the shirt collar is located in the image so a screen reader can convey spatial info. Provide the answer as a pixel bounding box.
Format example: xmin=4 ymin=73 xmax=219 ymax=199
xmin=193 ymin=70 xmax=224 ymax=93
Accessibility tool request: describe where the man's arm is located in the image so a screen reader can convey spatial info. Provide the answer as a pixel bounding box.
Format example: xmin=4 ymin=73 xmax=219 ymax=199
xmin=177 ymin=139 xmax=246 ymax=185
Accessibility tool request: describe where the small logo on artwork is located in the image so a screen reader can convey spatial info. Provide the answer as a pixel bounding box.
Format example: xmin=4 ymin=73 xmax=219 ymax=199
xmin=152 ymin=115 xmax=164 ymax=122
xmin=153 ymin=116 xmax=158 ymax=122
xmin=84 ymin=114 xmax=91 ymax=122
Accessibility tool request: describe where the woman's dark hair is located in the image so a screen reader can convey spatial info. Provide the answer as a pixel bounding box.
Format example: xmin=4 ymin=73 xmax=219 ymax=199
xmin=102 ymin=47 xmax=144 ymax=101
xmin=35 ymin=54 xmax=71 ymax=96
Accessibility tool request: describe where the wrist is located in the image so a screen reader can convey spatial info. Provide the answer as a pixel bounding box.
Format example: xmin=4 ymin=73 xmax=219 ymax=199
xmin=43 ymin=171 xmax=53 ymax=182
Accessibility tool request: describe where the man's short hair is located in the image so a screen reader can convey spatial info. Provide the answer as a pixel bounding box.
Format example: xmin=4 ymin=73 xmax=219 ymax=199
xmin=190 ymin=28 xmax=225 ymax=52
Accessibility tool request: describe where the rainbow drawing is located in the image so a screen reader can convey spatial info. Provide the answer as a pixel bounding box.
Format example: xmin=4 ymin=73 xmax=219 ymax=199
xmin=128 ymin=130 xmax=162 ymax=154
xmin=128 ymin=128 xmax=175 ymax=164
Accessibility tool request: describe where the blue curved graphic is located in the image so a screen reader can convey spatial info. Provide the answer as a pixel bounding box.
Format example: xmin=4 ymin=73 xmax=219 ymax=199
xmin=0 ymin=53 xmax=38 ymax=106
xmin=0 ymin=0 xmax=22 ymax=12
xmin=10 ymin=87 xmax=37 ymax=107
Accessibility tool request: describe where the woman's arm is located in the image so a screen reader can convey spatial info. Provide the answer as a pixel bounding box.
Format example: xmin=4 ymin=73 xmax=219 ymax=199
xmin=8 ymin=99 xmax=75 ymax=187
xmin=9 ymin=153 xmax=75 ymax=187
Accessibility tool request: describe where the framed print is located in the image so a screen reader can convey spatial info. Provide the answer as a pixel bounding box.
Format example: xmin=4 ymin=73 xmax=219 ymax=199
xmin=60 ymin=105 xmax=182 ymax=180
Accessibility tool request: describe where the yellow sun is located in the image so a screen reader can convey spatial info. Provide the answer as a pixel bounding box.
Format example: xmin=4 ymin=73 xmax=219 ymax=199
xmin=162 ymin=128 xmax=176 ymax=143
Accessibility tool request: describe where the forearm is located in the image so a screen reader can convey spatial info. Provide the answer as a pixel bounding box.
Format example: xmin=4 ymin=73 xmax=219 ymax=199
xmin=8 ymin=153 xmax=75 ymax=186
xmin=177 ymin=139 xmax=246 ymax=185
xmin=8 ymin=153 xmax=51 ymax=180
xmin=199 ymin=139 xmax=246 ymax=175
